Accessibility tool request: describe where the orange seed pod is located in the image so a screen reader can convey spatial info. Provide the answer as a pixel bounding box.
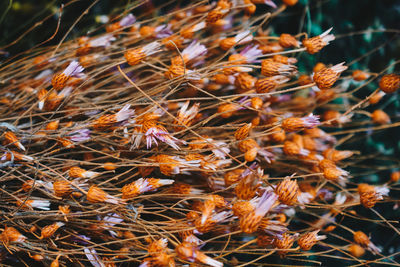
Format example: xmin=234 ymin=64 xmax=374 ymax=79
xmin=40 ymin=222 xmax=64 ymax=239
xmin=371 ymin=109 xmax=391 ymax=125
xmin=275 ymin=177 xmax=299 ymax=205
xmin=379 ymin=74 xmax=400 ymax=94
xmin=235 ymin=123 xmax=252 ymax=140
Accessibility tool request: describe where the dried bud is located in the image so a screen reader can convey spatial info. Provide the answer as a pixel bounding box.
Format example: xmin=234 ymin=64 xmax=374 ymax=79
xmin=3 ymin=131 xmax=25 ymax=151
xmin=371 ymin=109 xmax=391 ymax=125
xmin=282 ymin=0 xmax=298 ymax=6
xmin=235 ymin=73 xmax=256 ymax=93
xmin=224 ymin=169 xmax=244 ymax=186
xmin=40 ymin=222 xmax=64 ymax=239
xmin=360 ymin=191 xmax=381 ymax=208
xmin=390 ymin=171 xmax=400 ymax=183
xmin=313 ymin=63 xmax=347 ymax=90
xmin=281 ymin=114 xmax=320 ymax=132
xmin=45 ymin=120 xmax=60 ymax=131
xmin=274 ymin=233 xmax=296 ymax=256
xmin=87 ymin=185 xmax=123 ymax=204
xmin=302 ymin=28 xmax=335 ymax=54
xmin=255 ymin=76 xmax=289 ymax=93
xmin=352 ymin=70 xmax=370 ymax=81
xmin=379 ymin=74 xmax=400 ymax=94
xmin=53 ymin=180 xmax=73 ymax=197
xmin=322 ymin=148 xmax=353 ymax=162
xmin=275 ymin=177 xmax=299 ymax=205
xmin=0 ymin=226 xmax=27 ymax=244
xmin=251 ymin=97 xmax=263 ymax=109
xmin=235 ymin=123 xmax=252 ymax=140
xmin=298 ymin=230 xmax=326 ymax=250
xmin=279 ymin=33 xmax=299 ymax=48
xmin=313 ymin=63 xmax=326 ymax=73
xmin=348 ymin=244 xmax=365 ymax=258
xmin=261 ymin=59 xmax=297 ymax=77
xmin=218 ymin=103 xmax=240 ymax=118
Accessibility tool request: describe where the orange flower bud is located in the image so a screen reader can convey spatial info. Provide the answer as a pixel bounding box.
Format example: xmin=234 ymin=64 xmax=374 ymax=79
xmin=103 ymin=162 xmax=117 ymax=170
xmin=275 ymin=177 xmax=299 ymax=205
xmin=261 ymin=59 xmax=296 ymax=77
xmin=45 ymin=120 xmax=60 ymax=131
xmin=371 ymin=109 xmax=390 ymax=124
xmin=243 ymin=0 xmax=256 ymax=15
xmin=274 ymin=233 xmax=296 ymax=256
xmin=40 ymin=222 xmax=64 ymax=239
xmin=302 ymin=28 xmax=335 ymax=54
xmin=282 ymin=0 xmax=298 ymax=6
xmin=369 ymin=91 xmax=385 ymax=105
xmin=390 ymin=171 xmax=400 ymax=183
xmin=270 ymin=127 xmax=286 ymax=143
xmin=379 ymin=74 xmax=400 ymax=93
xmin=235 ymin=123 xmax=252 ymax=140
xmin=53 ymin=180 xmax=73 ymax=197
xmin=360 ymin=191 xmax=380 ymax=208
xmin=124 ymin=48 xmax=146 ymax=66
xmin=313 ymin=63 xmax=347 ymax=90
xmin=0 ymin=226 xmax=27 ymax=244
xmin=251 ymin=97 xmax=263 ymax=109
xmin=273 ymin=54 xmax=297 ymax=64
xmin=322 ymin=148 xmax=353 ymax=162
xmin=206 ymin=9 xmax=225 ymax=24
xmin=352 ymin=70 xmax=370 ymax=81
xmin=3 ymin=131 xmax=25 ymax=151
xmin=348 ymin=244 xmax=365 ymax=258
xmin=281 ymin=114 xmax=320 ymax=132
xmin=259 ymin=42 xmax=283 ymax=53
xmin=235 ymin=73 xmax=256 ymax=93
xmin=255 ymin=76 xmax=289 ymax=93
xmin=232 ymin=200 xmax=255 ymax=217
xmin=353 ymin=231 xmax=369 ymax=247
xmin=165 ymin=64 xmax=186 ymax=79
xmin=218 ymin=103 xmax=240 ymax=118
xmin=279 ymin=33 xmax=299 ymax=48
xmin=238 ymin=138 xmax=259 ymax=152
xmin=162 ymin=35 xmax=184 ymax=50
xmin=139 ymin=25 xmax=155 ymax=37
xmin=298 ymin=74 xmax=313 ymax=85
xmin=224 ymin=169 xmax=244 ymax=186
xmin=298 ymin=230 xmax=326 ymax=251
xmin=283 ymin=141 xmax=304 ymax=156
xmin=87 ymin=185 xmax=123 ymax=204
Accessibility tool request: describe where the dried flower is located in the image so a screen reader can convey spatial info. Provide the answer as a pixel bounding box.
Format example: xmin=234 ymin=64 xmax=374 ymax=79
xmin=275 ymin=177 xmax=299 ymax=206
xmin=3 ymin=131 xmax=25 ymax=151
xmin=239 ymin=191 xmax=278 ymax=233
xmin=302 ymin=28 xmax=335 ymax=54
xmin=279 ymin=33 xmax=300 ymax=48
xmin=261 ymin=59 xmax=297 ymax=77
xmin=379 ymin=74 xmax=400 ymax=93
xmin=282 ymin=114 xmax=320 ymax=132
xmin=219 ymin=30 xmax=253 ymax=50
xmin=125 ymin=41 xmax=162 ymax=66
xmin=121 ymin=178 xmax=174 ymax=199
xmin=87 ymin=185 xmax=124 ymax=205
xmin=313 ymin=62 xmax=347 ymax=90
xmin=52 ymin=61 xmax=84 ymax=90
xmin=40 ymin=222 xmax=64 ymax=239
xmin=298 ymin=230 xmax=326 ymax=250
xmin=353 ymin=231 xmax=381 ymax=254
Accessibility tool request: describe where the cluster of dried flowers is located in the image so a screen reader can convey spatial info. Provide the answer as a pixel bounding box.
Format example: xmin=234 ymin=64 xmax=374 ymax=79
xmin=0 ymin=0 xmax=399 ymax=266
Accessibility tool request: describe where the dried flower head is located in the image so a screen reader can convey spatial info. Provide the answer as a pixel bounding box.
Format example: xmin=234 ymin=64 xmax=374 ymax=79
xmin=302 ymin=28 xmax=335 ymax=54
